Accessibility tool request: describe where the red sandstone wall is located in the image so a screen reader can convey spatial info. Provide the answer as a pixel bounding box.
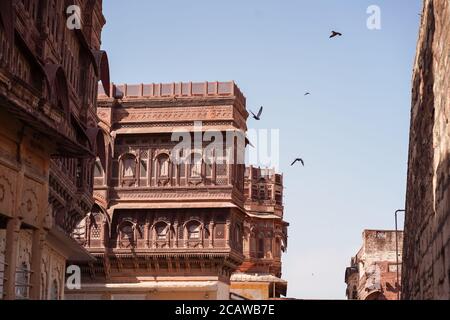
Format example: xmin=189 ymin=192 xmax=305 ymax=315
xmin=403 ymin=0 xmax=450 ymax=300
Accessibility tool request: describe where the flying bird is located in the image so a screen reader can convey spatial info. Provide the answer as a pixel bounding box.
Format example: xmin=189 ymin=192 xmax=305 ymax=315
xmin=329 ymin=31 xmax=343 ymax=38
xmin=291 ymin=158 xmax=305 ymax=167
xmin=304 ymin=92 xmax=311 ymax=96
xmin=250 ymin=106 xmax=263 ymax=121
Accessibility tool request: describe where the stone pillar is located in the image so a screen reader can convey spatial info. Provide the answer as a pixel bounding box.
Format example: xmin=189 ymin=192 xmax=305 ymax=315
xmin=136 ymin=150 xmax=141 ymax=187
xmin=183 ymin=221 xmax=188 ymax=248
xmin=29 ymin=229 xmax=46 ymax=300
xmin=225 ymin=220 xmax=231 ymax=247
xmin=173 ymin=222 xmax=178 ymax=248
xmin=209 ymin=221 xmax=214 ymax=248
xmin=3 ymin=218 xmax=22 ymax=300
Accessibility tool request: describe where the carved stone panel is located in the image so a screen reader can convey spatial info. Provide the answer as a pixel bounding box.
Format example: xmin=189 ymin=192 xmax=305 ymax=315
xmin=0 ymin=167 xmax=16 ymax=218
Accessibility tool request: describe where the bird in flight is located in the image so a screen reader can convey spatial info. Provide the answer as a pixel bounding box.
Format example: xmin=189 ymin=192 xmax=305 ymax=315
xmin=329 ymin=31 xmax=343 ymax=38
xmin=250 ymin=106 xmax=263 ymax=121
xmin=291 ymin=158 xmax=305 ymax=167
xmin=304 ymin=92 xmax=311 ymax=96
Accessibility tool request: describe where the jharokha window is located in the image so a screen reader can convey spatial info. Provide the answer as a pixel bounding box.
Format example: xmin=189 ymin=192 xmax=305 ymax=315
xmin=187 ymin=221 xmax=201 ymax=240
xmin=122 ymin=155 xmax=136 ymax=178
xmin=158 ymin=155 xmax=170 ymax=177
xmin=155 ymin=222 xmax=169 ymax=240
xmin=119 ymin=222 xmax=135 ymax=247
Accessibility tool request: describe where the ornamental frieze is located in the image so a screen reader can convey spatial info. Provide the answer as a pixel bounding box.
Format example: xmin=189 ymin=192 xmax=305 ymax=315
xmin=113 ymin=106 xmax=234 ymax=123
xmin=112 ymin=189 xmax=232 ymax=200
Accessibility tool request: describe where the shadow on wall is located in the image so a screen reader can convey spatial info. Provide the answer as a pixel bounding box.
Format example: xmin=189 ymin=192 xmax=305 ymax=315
xmin=402 ymin=0 xmax=436 ymax=300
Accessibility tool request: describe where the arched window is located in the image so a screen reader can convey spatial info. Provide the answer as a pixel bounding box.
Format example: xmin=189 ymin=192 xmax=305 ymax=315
xmin=122 ymin=154 xmax=136 ymax=178
xmin=94 ymin=159 xmax=103 ymax=177
xmin=50 ymin=280 xmax=59 ymax=300
xmin=119 ymin=222 xmax=135 ymax=247
xmin=158 ymin=155 xmax=170 ymax=177
xmin=187 ymin=221 xmax=201 ymax=240
xmin=190 ymin=153 xmax=202 ymax=178
xmin=15 ymin=262 xmax=30 ymax=299
xmin=154 ymin=222 xmax=169 ymax=240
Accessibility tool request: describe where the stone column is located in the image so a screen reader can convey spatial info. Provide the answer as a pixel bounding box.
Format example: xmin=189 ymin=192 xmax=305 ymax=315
xmin=29 ymin=229 xmax=46 ymax=300
xmin=173 ymin=221 xmax=178 ymax=248
xmin=225 ymin=220 xmax=231 ymax=247
xmin=3 ymin=217 xmax=22 ymax=300
xmin=136 ymin=150 xmax=141 ymax=187
xmin=209 ymin=220 xmax=214 ymax=248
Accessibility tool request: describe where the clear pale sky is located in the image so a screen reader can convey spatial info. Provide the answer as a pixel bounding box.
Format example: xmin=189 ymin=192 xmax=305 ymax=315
xmin=101 ymin=0 xmax=422 ymax=299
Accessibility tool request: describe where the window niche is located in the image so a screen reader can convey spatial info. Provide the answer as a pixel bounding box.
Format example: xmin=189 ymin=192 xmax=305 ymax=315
xmin=154 ymin=222 xmax=169 ymax=241
xmin=120 ymin=154 xmax=137 ymax=187
xmin=187 ymin=221 xmax=201 ymax=240
xmin=156 ymin=154 xmax=171 ymax=186
xmin=118 ymin=221 xmax=135 ymax=248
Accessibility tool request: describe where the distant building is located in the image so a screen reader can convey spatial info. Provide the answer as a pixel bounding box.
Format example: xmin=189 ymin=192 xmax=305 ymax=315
xmin=230 ymin=166 xmax=289 ymax=300
xmin=345 ymin=230 xmax=403 ymax=300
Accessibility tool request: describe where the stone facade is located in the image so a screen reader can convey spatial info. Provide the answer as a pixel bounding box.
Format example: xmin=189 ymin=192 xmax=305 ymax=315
xmin=0 ymin=0 xmax=109 ymax=299
xmin=230 ymin=166 xmax=288 ymax=299
xmin=65 ymin=83 xmax=288 ymax=300
xmin=0 ymin=1 xmax=289 ymax=301
xmin=402 ymin=0 xmax=450 ymax=300
xmin=345 ymin=230 xmax=403 ymax=300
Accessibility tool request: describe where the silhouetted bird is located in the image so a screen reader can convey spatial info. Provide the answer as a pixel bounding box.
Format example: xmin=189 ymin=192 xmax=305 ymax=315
xmin=291 ymin=158 xmax=305 ymax=167
xmin=250 ymin=106 xmax=263 ymax=121
xmin=330 ymin=31 xmax=343 ymax=38
xmin=304 ymin=92 xmax=311 ymax=96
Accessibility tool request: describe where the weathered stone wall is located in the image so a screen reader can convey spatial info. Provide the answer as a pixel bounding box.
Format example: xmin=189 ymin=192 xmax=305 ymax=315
xmin=403 ymin=0 xmax=450 ymax=300
xmin=345 ymin=230 xmax=402 ymax=300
